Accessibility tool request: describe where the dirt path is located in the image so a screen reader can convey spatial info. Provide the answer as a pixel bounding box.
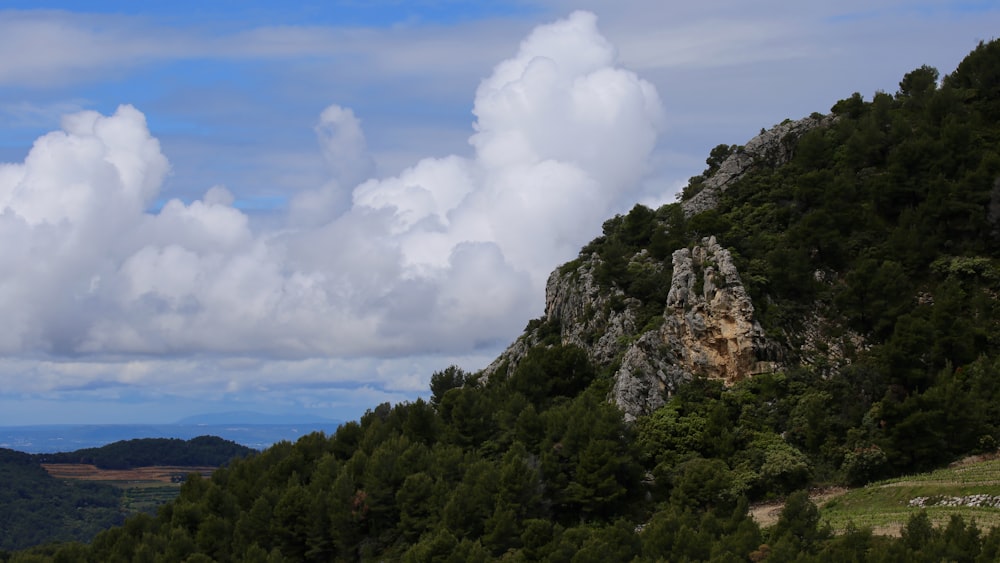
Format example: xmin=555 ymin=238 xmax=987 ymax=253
xmin=749 ymin=487 xmax=848 ymax=528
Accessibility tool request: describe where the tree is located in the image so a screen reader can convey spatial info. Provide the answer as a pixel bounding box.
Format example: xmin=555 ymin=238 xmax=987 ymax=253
xmin=508 ymin=344 xmax=596 ymax=408
xmin=396 ymin=473 xmax=438 ymax=541
xmin=430 ymin=366 xmax=467 ymax=407
xmin=668 ymin=457 xmax=735 ymax=513
xmin=898 ymin=65 xmax=939 ymax=101
xmin=768 ymin=490 xmax=828 ymax=556
xmin=706 ymin=143 xmax=737 ymax=174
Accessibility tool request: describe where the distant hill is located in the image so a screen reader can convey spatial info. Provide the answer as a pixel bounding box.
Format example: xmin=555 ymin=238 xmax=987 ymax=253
xmin=175 ymin=411 xmax=340 ymax=425
xmin=0 ymin=421 xmax=344 ymax=453
xmin=35 ymin=435 xmax=256 ymax=469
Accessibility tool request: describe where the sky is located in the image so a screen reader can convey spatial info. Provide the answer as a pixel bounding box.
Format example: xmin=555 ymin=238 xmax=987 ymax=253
xmin=0 ymin=1 xmax=997 ymax=425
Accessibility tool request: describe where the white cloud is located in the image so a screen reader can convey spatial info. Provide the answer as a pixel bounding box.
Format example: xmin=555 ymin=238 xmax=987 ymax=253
xmin=0 ymin=12 xmax=663 ymax=400
xmin=2 ymin=3 xmax=999 ymax=423
xmin=0 ymin=9 xmax=519 ymax=89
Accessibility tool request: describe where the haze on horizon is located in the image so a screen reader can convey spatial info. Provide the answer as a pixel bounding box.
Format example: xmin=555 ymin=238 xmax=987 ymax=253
xmin=0 ymin=1 xmax=997 ymax=425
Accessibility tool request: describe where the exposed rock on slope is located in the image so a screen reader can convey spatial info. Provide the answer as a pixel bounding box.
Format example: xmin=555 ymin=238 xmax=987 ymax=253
xmin=682 ymin=114 xmax=835 ymax=216
xmin=660 ymin=237 xmax=781 ymax=383
xmin=487 ymin=237 xmax=781 ymax=421
xmin=486 ymin=115 xmax=837 ymax=419
xmin=484 ymin=254 xmax=636 ymax=378
xmin=611 ymin=236 xmax=782 ymax=420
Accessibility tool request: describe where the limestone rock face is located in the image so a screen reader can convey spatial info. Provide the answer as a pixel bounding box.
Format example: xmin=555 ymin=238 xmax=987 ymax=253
xmin=610 ymin=237 xmax=781 ymax=419
xmin=484 ymin=115 xmax=837 ymax=419
xmin=483 ymin=254 xmax=635 ymax=380
xmin=609 ymin=331 xmax=688 ymax=421
xmin=682 ymin=114 xmax=835 ymax=217
xmin=660 ymin=237 xmax=781 ymax=382
xmin=485 ymin=238 xmax=781 ymax=421
xmin=544 ymin=256 xmax=637 ymax=367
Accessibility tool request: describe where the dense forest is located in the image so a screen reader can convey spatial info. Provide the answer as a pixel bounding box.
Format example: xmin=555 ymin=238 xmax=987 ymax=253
xmin=7 ymin=39 xmax=1000 ymax=562
xmin=0 ymin=448 xmax=122 ymax=552
xmin=36 ymin=436 xmax=256 ymax=470
xmin=0 ymin=437 xmax=255 ymax=552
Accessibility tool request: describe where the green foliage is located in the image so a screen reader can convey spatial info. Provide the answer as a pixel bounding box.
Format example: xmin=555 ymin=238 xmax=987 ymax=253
xmin=429 ymin=365 xmax=467 ymax=407
xmin=37 ymin=436 xmax=255 ymax=469
xmin=507 ymin=344 xmax=595 ymax=408
xmin=582 ymin=203 xmax=677 ymax=330
xmin=0 ymin=449 xmax=123 ymax=552
xmin=768 ymin=490 xmax=830 ymax=557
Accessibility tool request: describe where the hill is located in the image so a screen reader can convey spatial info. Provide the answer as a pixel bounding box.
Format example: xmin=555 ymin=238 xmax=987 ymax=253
xmin=0 ymin=448 xmax=122 ymax=552
xmin=35 ymin=435 xmax=257 ymax=469
xmin=175 ymin=412 xmax=340 ymax=426
xmin=0 ymin=422 xmax=344 ymax=454
xmin=12 ymin=38 xmax=1000 ymax=562
xmin=0 ymin=437 xmax=254 ymax=553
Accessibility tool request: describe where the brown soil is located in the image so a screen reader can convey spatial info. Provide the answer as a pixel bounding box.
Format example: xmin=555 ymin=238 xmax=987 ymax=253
xmin=749 ymin=487 xmax=848 ymax=528
xmin=948 ymin=451 xmax=1000 ymax=468
xmin=42 ymin=464 xmax=215 ymax=483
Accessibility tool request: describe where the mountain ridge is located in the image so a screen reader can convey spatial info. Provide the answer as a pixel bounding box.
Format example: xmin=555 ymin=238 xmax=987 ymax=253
xmin=483 ymin=114 xmax=840 ymax=419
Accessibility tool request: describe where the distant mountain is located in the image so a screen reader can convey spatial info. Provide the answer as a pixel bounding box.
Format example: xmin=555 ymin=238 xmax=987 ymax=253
xmin=0 ymin=421 xmax=343 ymax=454
xmin=175 ymin=411 xmax=339 ymax=425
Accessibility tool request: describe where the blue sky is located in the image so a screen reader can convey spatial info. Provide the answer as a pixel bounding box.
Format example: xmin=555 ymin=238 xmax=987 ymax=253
xmin=0 ymin=1 xmax=998 ymax=425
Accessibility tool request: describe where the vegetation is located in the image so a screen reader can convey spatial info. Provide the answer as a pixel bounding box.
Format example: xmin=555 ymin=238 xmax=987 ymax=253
xmin=0 ymin=437 xmax=253 ymax=553
xmin=821 ymin=457 xmax=1000 ymax=535
xmin=0 ymin=448 xmax=122 ymax=552
xmin=8 ymin=38 xmax=1000 ymax=562
xmin=119 ymin=483 xmax=189 ymax=516
xmin=36 ymin=436 xmax=256 ymax=470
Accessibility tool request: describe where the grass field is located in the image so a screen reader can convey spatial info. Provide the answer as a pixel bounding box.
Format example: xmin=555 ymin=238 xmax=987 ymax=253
xmin=42 ymin=464 xmax=216 ymax=515
xmin=819 ymin=456 xmax=1000 ymax=536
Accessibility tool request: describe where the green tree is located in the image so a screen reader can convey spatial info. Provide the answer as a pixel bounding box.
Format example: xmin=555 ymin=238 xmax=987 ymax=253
xmin=429 ymin=366 xmax=467 ymax=407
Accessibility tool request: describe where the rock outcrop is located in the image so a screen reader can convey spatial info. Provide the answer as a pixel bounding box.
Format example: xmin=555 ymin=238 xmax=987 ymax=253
xmin=485 ymin=115 xmax=837 ymax=419
xmin=485 ymin=236 xmax=782 ymax=421
xmin=658 ymin=237 xmax=781 ymax=382
xmin=483 ymin=254 xmax=636 ymax=378
xmin=682 ymin=114 xmax=835 ymax=217
xmin=610 ymin=236 xmax=781 ymax=420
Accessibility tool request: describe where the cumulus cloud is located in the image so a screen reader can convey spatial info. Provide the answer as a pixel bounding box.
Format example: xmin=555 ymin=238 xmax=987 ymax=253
xmin=290 ymin=105 xmax=378 ymax=223
xmin=0 ymin=11 xmax=663 ymax=396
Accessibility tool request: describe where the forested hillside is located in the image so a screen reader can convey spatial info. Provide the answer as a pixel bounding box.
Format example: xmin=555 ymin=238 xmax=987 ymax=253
xmin=0 ymin=437 xmax=254 ymax=553
xmin=36 ymin=436 xmax=256 ymax=470
xmin=9 ymin=39 xmax=1000 ymax=563
xmin=0 ymin=449 xmax=122 ymax=552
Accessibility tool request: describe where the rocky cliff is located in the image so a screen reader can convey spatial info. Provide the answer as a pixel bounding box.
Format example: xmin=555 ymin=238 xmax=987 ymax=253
xmin=487 ymin=235 xmax=782 ymax=420
xmin=682 ymin=114 xmax=836 ymax=217
xmin=485 ymin=115 xmax=834 ymax=419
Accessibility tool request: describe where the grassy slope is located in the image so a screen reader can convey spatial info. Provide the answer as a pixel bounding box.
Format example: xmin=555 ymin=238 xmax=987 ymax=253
xmin=817 ymin=455 xmax=1000 ymax=536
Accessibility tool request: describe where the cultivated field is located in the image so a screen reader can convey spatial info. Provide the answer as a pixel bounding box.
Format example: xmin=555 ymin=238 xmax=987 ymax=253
xmin=41 ymin=463 xmax=214 ymax=482
xmin=821 ymin=456 xmax=1000 ymax=536
xmin=753 ymin=455 xmax=1000 ymax=536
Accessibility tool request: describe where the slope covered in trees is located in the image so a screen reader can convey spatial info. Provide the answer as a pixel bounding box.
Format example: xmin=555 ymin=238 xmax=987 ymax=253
xmin=9 ymin=39 xmax=1000 ymax=562
xmin=0 ymin=448 xmax=122 ymax=553
xmin=36 ymin=436 xmax=256 ymax=470
xmin=0 ymin=437 xmax=255 ymax=553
